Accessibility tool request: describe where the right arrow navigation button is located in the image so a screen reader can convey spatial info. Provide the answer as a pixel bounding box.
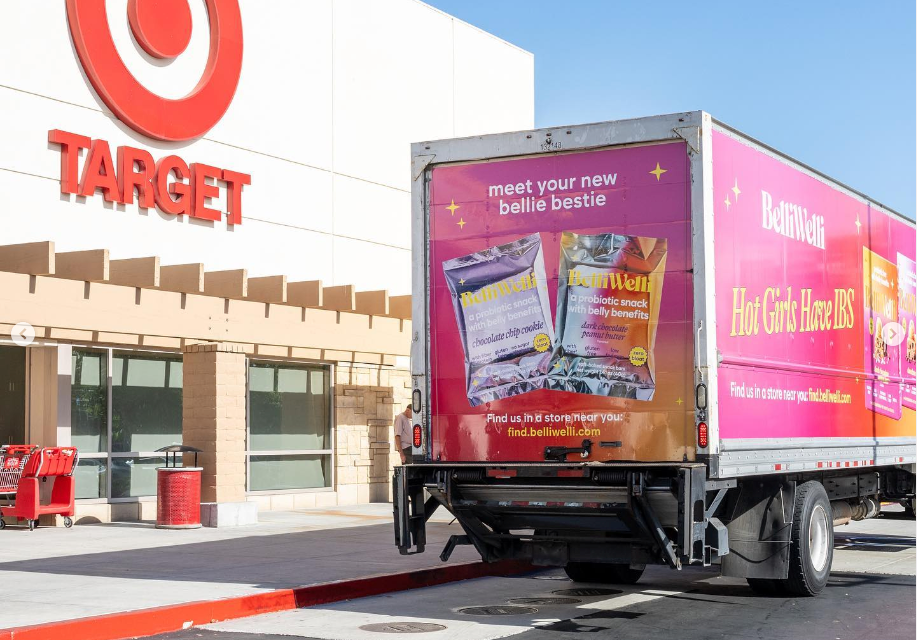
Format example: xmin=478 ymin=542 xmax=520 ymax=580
xmin=883 ymin=321 xmax=905 ymax=347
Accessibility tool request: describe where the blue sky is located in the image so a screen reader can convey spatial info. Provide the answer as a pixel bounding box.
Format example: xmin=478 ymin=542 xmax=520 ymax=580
xmin=427 ymin=0 xmax=916 ymax=219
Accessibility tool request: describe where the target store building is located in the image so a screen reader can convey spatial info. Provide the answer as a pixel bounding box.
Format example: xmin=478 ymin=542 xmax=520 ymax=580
xmin=0 ymin=1 xmax=533 ymax=523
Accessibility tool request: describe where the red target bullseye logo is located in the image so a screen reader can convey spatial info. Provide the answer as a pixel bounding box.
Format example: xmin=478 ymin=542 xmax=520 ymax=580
xmin=66 ymin=0 xmax=243 ymax=142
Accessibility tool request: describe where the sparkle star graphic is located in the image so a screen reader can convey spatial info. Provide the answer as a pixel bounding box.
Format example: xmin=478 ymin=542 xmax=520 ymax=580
xmin=457 ymin=218 xmax=467 ymax=229
xmin=855 ymin=215 xmax=862 ymax=233
xmin=649 ymin=162 xmax=667 ymax=181
xmin=676 ymin=397 xmax=683 ymax=406
xmin=446 ymin=199 xmax=460 ymax=216
xmin=724 ymin=194 xmax=731 ymax=210
xmin=458 ymin=278 xmax=466 ymax=286
xmin=472 ymin=379 xmax=480 ymax=387
xmin=731 ymin=179 xmax=741 ymax=201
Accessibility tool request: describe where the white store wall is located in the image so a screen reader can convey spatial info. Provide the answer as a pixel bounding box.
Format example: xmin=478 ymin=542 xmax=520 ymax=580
xmin=0 ymin=0 xmax=534 ymax=295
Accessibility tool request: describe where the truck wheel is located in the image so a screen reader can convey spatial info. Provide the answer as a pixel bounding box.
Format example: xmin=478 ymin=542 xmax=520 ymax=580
xmin=564 ymin=562 xmax=644 ymax=584
xmin=746 ymin=578 xmax=778 ymax=595
xmin=604 ymin=564 xmax=645 ymax=584
xmin=564 ymin=562 xmax=596 ymax=582
xmin=779 ymin=480 xmax=833 ymax=596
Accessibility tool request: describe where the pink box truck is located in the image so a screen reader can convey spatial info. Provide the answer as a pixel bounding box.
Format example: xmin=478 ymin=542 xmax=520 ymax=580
xmin=394 ymin=112 xmax=916 ymax=596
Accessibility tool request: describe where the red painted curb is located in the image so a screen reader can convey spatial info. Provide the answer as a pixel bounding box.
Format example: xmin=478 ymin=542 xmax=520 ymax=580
xmin=0 ymin=560 xmax=534 ymax=640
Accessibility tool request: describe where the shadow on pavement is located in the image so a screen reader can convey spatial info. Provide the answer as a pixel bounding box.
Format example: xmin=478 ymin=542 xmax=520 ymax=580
xmin=0 ymin=522 xmax=475 ymax=590
xmin=834 ymin=531 xmax=916 ymax=552
xmin=219 ymin=568 xmax=914 ymax=640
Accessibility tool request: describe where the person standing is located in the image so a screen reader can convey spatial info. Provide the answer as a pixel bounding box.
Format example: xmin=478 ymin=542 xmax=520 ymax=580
xmin=393 ymin=405 xmax=414 ymax=465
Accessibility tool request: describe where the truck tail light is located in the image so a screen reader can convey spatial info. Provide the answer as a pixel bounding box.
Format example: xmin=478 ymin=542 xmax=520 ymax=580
xmin=412 ymin=425 xmax=422 ymax=448
xmin=697 ymin=422 xmax=708 ymax=449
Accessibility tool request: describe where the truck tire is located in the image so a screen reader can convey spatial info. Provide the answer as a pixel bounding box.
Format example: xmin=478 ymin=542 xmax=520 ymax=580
xmin=778 ymin=480 xmax=833 ymax=597
xmin=746 ymin=578 xmax=778 ymax=595
xmin=564 ymin=562 xmax=645 ymax=584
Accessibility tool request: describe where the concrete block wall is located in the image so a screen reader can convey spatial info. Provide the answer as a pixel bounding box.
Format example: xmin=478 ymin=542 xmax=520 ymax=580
xmin=69 ymin=500 xmax=157 ymax=525
xmin=181 ymin=343 xmax=248 ymax=504
xmin=334 ymin=362 xmax=412 ymax=505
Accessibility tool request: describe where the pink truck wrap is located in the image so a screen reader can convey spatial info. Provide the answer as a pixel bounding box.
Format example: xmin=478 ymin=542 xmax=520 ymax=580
xmin=395 ymin=112 xmax=916 ymax=596
xmin=711 ymin=128 xmax=914 ymax=473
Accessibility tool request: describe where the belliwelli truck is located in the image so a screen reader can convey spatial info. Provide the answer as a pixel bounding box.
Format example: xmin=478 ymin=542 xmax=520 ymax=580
xmin=394 ymin=112 xmax=916 ymax=596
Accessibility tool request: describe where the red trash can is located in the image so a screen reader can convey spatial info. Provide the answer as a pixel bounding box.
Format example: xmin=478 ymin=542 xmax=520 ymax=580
xmin=155 ymin=446 xmax=203 ymax=529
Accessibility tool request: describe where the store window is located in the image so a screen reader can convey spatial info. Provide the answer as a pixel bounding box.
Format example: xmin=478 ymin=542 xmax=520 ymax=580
xmin=71 ymin=350 xmax=107 ymax=454
xmin=71 ymin=349 xmax=183 ymax=501
xmin=112 ymin=354 xmax=183 ymax=452
xmin=72 ymin=350 xmax=107 ymax=499
xmin=247 ymin=361 xmax=332 ymax=491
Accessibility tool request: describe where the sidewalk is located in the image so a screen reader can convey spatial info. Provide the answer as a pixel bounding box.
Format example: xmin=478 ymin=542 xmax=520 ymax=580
xmin=0 ymin=503 xmax=475 ymax=630
xmin=2 ymin=502 xmax=911 ymax=635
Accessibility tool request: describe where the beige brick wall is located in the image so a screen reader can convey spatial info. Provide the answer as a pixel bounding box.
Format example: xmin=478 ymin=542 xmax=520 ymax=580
xmin=181 ymin=342 xmax=247 ymax=503
xmin=334 ymin=362 xmax=411 ymax=504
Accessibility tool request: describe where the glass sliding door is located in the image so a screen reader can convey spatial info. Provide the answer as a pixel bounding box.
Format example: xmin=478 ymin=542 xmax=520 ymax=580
xmin=0 ymin=346 xmax=26 ymax=447
xmin=71 ymin=350 xmax=107 ymax=454
xmin=71 ymin=349 xmax=108 ymax=498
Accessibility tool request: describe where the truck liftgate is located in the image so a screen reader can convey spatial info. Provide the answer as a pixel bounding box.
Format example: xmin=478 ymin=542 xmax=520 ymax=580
xmin=394 ymin=463 xmax=733 ymax=570
xmin=394 ymin=461 xmax=911 ymax=587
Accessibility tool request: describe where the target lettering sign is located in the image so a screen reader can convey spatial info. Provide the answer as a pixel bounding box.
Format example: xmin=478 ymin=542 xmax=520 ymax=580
xmin=49 ymin=0 xmax=251 ymax=224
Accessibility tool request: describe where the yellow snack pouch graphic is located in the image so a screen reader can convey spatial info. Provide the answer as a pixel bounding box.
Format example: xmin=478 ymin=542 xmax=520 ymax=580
xmin=550 ymin=232 xmax=667 ymax=400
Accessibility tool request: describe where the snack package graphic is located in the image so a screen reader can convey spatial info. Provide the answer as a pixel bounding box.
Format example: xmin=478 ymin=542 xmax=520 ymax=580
xmin=899 ymin=253 xmax=916 ymax=411
xmin=443 ymin=234 xmax=555 ymax=407
xmin=550 ymin=232 xmax=667 ymax=400
xmin=863 ymin=248 xmax=902 ymax=419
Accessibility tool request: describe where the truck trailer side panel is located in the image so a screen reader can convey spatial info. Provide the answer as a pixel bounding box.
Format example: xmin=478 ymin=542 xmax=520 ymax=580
xmin=708 ymin=124 xmax=916 ymax=477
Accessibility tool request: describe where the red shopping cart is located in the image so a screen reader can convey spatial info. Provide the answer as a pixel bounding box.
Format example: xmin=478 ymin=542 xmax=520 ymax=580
xmin=0 ymin=445 xmax=78 ymax=531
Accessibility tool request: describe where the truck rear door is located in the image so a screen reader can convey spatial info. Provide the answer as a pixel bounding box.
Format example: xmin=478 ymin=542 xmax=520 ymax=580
xmin=423 ymin=137 xmax=695 ymax=463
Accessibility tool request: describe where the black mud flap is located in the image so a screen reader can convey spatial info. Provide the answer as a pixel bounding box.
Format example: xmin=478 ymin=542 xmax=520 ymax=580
xmin=721 ymin=479 xmax=795 ymax=579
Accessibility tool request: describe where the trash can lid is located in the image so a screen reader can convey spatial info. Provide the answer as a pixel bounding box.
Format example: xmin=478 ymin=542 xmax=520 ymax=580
xmin=155 ymin=445 xmax=203 ymax=453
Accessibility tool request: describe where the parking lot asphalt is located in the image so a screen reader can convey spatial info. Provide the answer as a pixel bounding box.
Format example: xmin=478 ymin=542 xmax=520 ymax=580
xmin=150 ymin=507 xmax=915 ymax=640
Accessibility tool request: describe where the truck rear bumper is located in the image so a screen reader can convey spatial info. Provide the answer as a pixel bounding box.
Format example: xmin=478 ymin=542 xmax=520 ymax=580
xmin=394 ymin=463 xmax=732 ymax=570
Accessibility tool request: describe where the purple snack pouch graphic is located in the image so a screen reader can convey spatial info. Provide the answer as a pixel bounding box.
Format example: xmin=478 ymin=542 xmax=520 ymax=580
xmin=443 ymin=233 xmax=554 ymax=407
xmin=898 ymin=253 xmax=916 ymax=411
xmin=550 ymin=232 xmax=667 ymax=400
xmin=863 ymin=248 xmax=902 ymax=419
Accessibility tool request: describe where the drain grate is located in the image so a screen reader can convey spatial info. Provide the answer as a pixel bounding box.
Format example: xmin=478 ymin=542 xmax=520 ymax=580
xmin=507 ymin=597 xmax=582 ymax=605
xmin=459 ymin=605 xmax=539 ymax=616
xmin=359 ymin=622 xmax=447 ymax=633
xmin=552 ymin=587 xmax=622 ymax=597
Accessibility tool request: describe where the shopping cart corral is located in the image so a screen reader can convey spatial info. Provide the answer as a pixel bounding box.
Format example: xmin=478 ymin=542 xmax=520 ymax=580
xmin=0 ymin=445 xmax=78 ymax=530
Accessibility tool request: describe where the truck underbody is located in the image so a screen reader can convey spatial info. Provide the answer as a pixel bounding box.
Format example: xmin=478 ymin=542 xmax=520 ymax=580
xmin=394 ymin=462 xmax=915 ymax=594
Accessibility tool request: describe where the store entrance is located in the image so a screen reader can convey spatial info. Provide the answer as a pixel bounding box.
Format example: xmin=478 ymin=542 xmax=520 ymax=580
xmin=0 ymin=346 xmax=26 ymax=446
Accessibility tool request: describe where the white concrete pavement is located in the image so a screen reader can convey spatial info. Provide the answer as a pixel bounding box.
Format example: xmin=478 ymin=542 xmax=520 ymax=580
xmin=832 ymin=506 xmax=916 ymax=575
xmin=0 ymin=504 xmax=469 ymax=629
